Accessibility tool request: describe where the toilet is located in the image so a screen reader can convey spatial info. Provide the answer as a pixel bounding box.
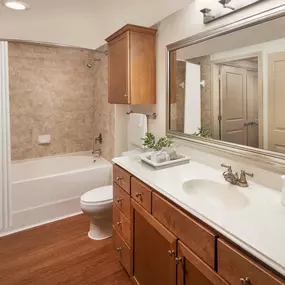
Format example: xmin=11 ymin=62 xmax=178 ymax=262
xmin=80 ymin=149 xmax=142 ymax=240
xmin=80 ymin=185 xmax=113 ymax=240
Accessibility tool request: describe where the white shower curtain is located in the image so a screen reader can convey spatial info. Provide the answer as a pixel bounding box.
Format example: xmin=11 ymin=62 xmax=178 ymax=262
xmin=0 ymin=41 xmax=11 ymax=232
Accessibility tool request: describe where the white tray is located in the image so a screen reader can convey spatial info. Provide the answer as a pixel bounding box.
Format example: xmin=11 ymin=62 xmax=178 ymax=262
xmin=140 ymin=154 xmax=190 ymax=170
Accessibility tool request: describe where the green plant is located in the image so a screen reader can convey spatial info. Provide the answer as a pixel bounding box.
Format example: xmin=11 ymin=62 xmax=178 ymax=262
xmin=194 ymin=126 xmax=212 ymax=138
xmin=142 ymin=133 xmax=174 ymax=151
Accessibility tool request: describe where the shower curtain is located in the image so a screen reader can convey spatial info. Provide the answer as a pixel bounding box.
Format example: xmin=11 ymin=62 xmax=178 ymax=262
xmin=0 ymin=41 xmax=11 ymax=233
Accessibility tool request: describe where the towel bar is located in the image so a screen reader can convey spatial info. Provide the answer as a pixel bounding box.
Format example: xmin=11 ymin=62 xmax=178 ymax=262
xmin=126 ymin=111 xmax=157 ymax=119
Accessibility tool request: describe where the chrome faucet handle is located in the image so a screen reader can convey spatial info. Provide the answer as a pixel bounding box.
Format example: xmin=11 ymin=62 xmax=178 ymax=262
xmin=221 ymin=163 xmax=232 ymax=172
xmin=237 ymin=170 xmax=254 ymax=187
xmin=240 ymin=170 xmax=254 ymax=182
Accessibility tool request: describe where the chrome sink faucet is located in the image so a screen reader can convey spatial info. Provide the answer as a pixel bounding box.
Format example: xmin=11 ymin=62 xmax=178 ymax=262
xmin=221 ymin=164 xmax=254 ymax=187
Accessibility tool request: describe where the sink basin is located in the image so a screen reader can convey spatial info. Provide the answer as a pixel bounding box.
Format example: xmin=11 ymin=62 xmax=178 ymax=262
xmin=182 ymin=179 xmax=249 ymax=210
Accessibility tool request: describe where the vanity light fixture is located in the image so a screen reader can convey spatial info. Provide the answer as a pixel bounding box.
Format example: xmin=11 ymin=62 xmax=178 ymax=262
xmin=219 ymin=0 xmax=235 ymax=11
xmin=2 ymin=0 xmax=29 ymax=10
xmin=200 ymin=8 xmax=215 ymax=21
xmin=201 ymin=0 xmax=262 ymax=24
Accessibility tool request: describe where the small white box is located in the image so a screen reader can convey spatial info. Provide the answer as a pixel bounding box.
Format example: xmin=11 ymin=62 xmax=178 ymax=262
xmin=38 ymin=135 xmax=51 ymax=145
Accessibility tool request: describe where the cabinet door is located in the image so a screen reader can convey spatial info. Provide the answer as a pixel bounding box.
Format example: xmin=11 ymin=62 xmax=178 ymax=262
xmin=177 ymin=241 xmax=229 ymax=285
xmin=108 ymin=31 xmax=129 ymax=104
xmin=132 ymin=199 xmax=176 ymax=285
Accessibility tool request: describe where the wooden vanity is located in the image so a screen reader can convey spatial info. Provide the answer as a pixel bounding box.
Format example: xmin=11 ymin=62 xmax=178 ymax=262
xmin=112 ymin=164 xmax=285 ymax=285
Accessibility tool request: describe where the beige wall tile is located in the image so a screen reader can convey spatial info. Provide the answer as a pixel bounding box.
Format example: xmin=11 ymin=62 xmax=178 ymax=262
xmin=9 ymin=42 xmax=115 ymax=161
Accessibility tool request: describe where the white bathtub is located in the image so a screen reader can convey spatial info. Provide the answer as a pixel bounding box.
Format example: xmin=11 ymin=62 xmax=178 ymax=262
xmin=7 ymin=153 xmax=112 ymax=234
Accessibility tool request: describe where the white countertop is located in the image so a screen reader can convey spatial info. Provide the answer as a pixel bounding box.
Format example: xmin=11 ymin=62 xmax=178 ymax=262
xmin=113 ymin=154 xmax=285 ymax=277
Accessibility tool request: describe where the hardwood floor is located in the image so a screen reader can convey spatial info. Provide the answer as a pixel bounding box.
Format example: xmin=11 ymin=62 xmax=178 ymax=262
xmin=0 ymin=214 xmax=132 ymax=285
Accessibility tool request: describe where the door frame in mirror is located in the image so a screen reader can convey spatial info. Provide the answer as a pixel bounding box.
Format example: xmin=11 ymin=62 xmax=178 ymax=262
xmin=166 ymin=5 xmax=285 ymax=169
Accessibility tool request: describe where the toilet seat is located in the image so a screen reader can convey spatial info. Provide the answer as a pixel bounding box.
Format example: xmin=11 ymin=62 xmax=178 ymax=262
xmin=81 ymin=185 xmax=113 ymax=205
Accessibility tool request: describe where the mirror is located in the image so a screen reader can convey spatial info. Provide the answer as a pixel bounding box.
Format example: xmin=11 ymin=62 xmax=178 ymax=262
xmin=168 ymin=11 xmax=285 ymax=157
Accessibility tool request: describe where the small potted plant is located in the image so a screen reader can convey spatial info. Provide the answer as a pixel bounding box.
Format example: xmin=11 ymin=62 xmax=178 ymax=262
xmin=141 ymin=133 xmax=176 ymax=163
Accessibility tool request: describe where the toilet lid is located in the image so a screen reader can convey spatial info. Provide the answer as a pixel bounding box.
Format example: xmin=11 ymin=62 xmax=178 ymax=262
xmin=81 ymin=185 xmax=113 ymax=204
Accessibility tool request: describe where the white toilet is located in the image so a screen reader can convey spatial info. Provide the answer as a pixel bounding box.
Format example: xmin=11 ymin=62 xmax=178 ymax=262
xmin=80 ymin=185 xmax=113 ymax=240
xmin=80 ymin=149 xmax=142 ymax=240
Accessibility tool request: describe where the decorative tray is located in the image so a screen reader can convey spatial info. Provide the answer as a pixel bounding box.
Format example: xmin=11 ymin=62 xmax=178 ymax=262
xmin=140 ymin=154 xmax=190 ymax=170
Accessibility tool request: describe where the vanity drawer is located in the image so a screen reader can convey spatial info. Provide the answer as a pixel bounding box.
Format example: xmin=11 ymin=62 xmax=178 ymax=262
xmin=113 ymin=164 xmax=131 ymax=194
xmin=218 ymin=239 xmax=285 ymax=285
xmin=131 ymin=177 xmax=152 ymax=213
xmin=113 ymin=226 xmax=131 ymax=275
xmin=152 ymin=192 xmax=216 ymax=268
xmin=113 ymin=204 xmax=131 ymax=246
xmin=113 ymin=182 xmax=131 ymax=220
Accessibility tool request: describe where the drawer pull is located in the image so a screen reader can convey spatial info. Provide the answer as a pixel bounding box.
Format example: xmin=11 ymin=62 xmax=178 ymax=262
xmin=116 ymin=177 xmax=123 ymax=182
xmin=135 ymin=193 xmax=142 ymax=198
xmin=240 ymin=277 xmax=251 ymax=285
xmin=124 ymin=94 xmax=128 ymax=97
xmin=116 ymin=198 xmax=123 ymax=203
xmin=116 ymin=221 xmax=122 ymax=227
xmin=116 ymin=247 xmax=122 ymax=252
xmin=175 ymin=257 xmax=182 ymax=264
xmin=168 ymin=250 xmax=175 ymax=257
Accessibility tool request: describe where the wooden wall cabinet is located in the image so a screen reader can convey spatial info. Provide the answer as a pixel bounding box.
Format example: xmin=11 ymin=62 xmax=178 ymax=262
xmin=112 ymin=164 xmax=285 ymax=285
xmin=106 ymin=24 xmax=157 ymax=104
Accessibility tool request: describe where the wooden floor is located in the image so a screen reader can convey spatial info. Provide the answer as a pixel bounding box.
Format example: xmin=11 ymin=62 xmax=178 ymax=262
xmin=0 ymin=215 xmax=132 ymax=285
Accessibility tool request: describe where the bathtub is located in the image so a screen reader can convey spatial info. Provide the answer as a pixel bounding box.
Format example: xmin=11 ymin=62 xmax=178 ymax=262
xmin=7 ymin=153 xmax=112 ymax=234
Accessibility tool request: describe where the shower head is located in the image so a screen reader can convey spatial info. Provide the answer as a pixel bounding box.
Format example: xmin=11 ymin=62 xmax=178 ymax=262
xmin=86 ymin=58 xmax=101 ymax=68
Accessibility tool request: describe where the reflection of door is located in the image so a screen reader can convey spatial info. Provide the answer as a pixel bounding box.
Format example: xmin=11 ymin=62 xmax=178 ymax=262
xmin=268 ymin=52 xmax=285 ymax=153
xmin=220 ymin=66 xmax=247 ymax=145
xmin=247 ymin=71 xmax=259 ymax=148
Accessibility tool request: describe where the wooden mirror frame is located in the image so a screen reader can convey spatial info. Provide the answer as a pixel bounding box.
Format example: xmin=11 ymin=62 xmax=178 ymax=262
xmin=166 ymin=5 xmax=285 ymax=170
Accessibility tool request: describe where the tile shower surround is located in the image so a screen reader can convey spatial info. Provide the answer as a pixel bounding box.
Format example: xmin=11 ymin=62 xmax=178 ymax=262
xmin=9 ymin=42 xmax=114 ymax=161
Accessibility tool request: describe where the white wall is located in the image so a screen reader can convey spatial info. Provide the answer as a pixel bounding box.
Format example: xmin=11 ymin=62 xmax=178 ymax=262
xmin=0 ymin=0 xmax=190 ymax=49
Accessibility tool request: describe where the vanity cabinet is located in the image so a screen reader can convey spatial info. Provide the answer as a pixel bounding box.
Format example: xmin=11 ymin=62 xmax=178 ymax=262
xmin=132 ymin=199 xmax=176 ymax=285
xmin=112 ymin=164 xmax=285 ymax=285
xmin=177 ymin=241 xmax=229 ymax=285
xmin=217 ymin=239 xmax=284 ymax=285
xmin=106 ymin=24 xmax=157 ymax=104
xmin=152 ymin=192 xmax=216 ymax=268
xmin=112 ymin=165 xmax=132 ymax=275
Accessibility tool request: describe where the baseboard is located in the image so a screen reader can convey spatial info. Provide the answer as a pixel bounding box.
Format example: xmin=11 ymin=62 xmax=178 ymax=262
xmin=0 ymin=196 xmax=83 ymax=237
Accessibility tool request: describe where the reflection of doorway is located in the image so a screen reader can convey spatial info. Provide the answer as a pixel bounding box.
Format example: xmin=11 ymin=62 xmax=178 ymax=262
xmin=220 ymin=63 xmax=258 ymax=147
xmin=212 ymin=54 xmax=262 ymax=148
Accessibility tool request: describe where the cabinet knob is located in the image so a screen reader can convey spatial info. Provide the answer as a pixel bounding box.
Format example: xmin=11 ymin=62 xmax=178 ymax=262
xmin=135 ymin=193 xmax=142 ymax=198
xmin=240 ymin=277 xmax=251 ymax=285
xmin=116 ymin=198 xmax=123 ymax=203
xmin=116 ymin=177 xmax=123 ymax=182
xmin=116 ymin=221 xmax=122 ymax=227
xmin=116 ymin=247 xmax=122 ymax=252
xmin=168 ymin=250 xmax=175 ymax=257
xmin=175 ymin=257 xmax=182 ymax=264
xmin=124 ymin=94 xmax=128 ymax=97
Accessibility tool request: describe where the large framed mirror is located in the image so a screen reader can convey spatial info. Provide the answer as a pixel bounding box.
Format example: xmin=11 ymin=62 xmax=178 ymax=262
xmin=167 ymin=5 xmax=285 ymax=167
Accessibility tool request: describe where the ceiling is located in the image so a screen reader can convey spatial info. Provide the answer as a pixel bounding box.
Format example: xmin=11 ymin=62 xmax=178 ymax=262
xmin=0 ymin=0 xmax=191 ymax=49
